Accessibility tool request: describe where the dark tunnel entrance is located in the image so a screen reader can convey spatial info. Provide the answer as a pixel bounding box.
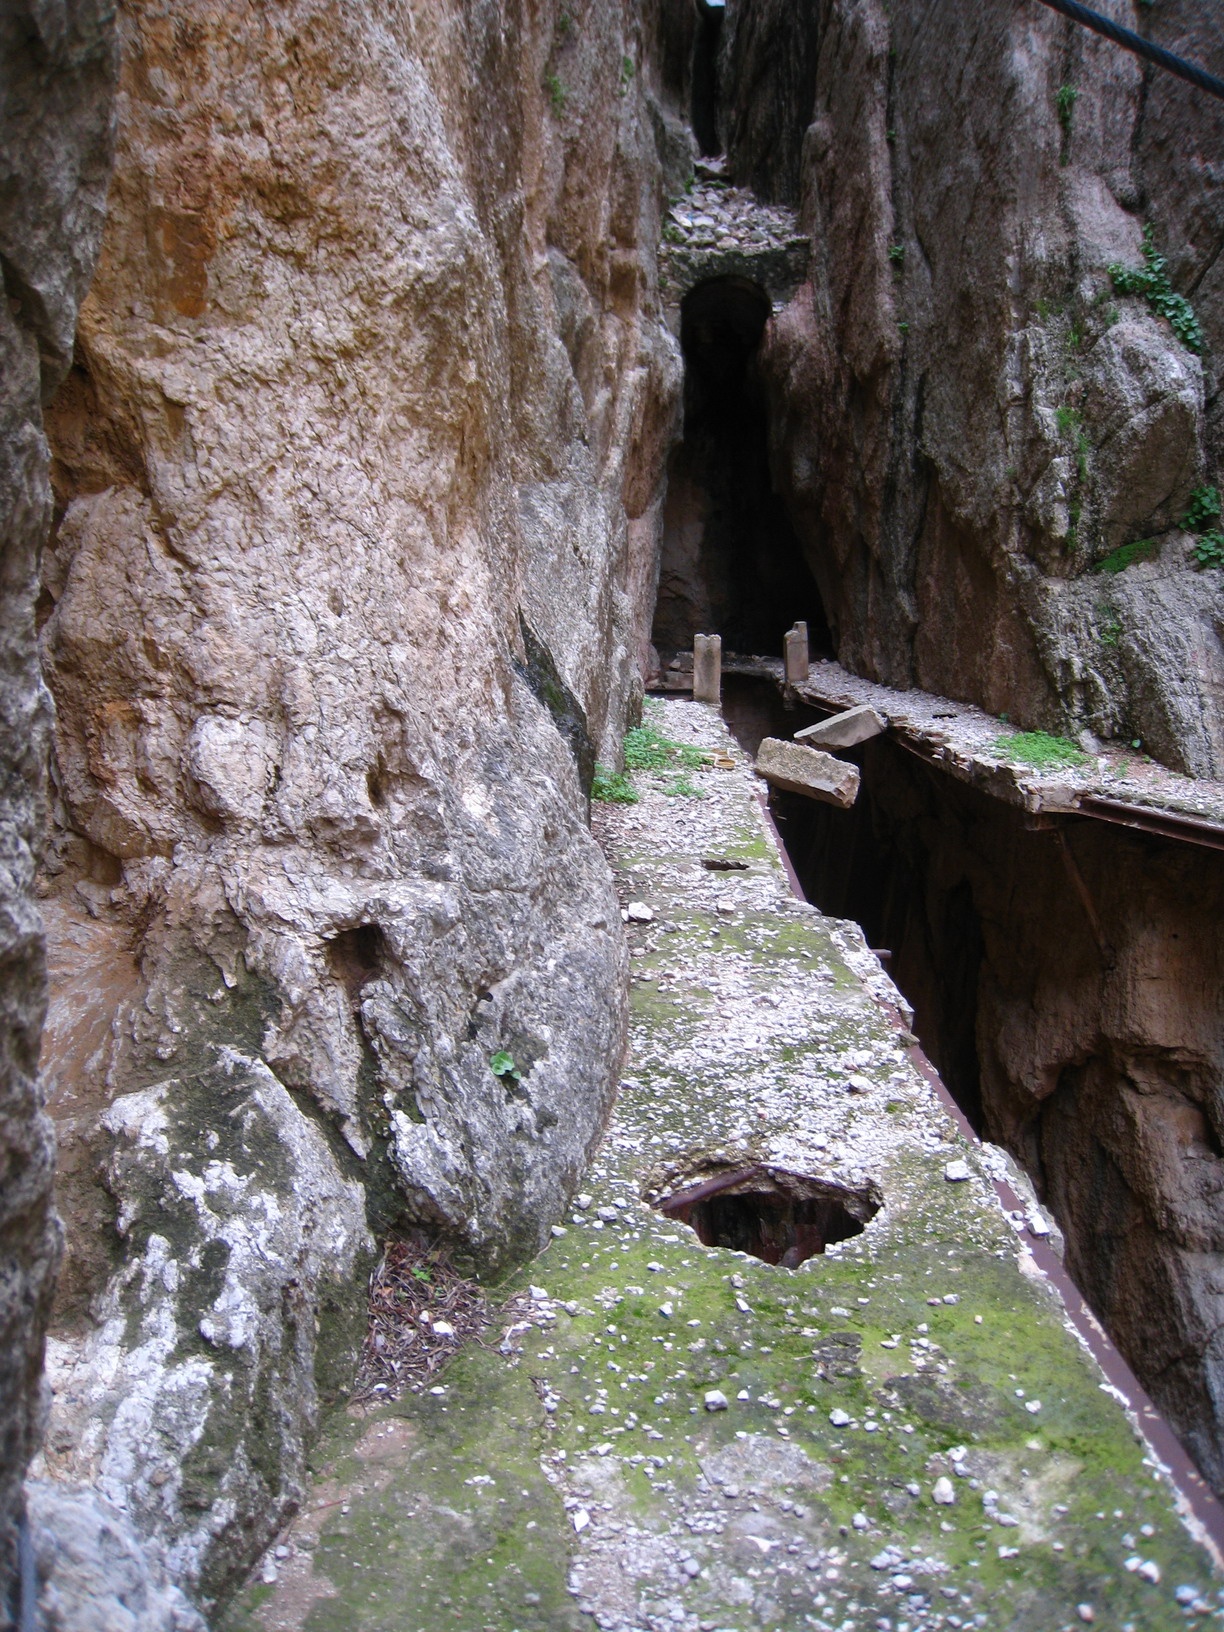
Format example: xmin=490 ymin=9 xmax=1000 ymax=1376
xmin=652 ymin=276 xmax=830 ymax=660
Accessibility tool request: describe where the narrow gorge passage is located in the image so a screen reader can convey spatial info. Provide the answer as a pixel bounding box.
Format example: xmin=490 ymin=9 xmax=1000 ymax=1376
xmin=652 ymin=276 xmax=829 ymax=661
xmin=8 ymin=0 xmax=1224 ymax=1623
xmin=726 ymin=670 xmax=1224 ymax=1506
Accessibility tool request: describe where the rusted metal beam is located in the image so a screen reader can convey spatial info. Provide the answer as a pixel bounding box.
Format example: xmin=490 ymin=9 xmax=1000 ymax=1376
xmin=1076 ymin=795 xmax=1224 ymax=853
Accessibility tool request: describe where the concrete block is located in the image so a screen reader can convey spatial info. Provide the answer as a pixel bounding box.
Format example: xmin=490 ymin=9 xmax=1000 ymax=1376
xmin=795 ymin=703 xmax=887 ymax=750
xmin=755 ymin=737 xmax=860 ymax=808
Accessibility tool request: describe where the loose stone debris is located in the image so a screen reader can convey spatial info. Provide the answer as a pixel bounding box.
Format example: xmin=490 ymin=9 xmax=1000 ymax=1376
xmin=660 ymin=167 xmax=810 ymax=307
xmin=226 ymin=699 xmax=1224 ymax=1632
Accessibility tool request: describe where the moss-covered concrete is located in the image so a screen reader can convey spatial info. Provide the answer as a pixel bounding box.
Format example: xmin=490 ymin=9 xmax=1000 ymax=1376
xmin=224 ymin=700 xmax=1222 ymax=1632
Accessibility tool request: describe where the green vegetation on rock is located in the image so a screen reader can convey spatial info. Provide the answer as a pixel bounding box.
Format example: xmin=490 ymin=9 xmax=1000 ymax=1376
xmin=1109 ymin=224 xmax=1203 ymax=354
xmin=994 ymin=731 xmax=1090 ymax=770
xmin=1096 ymin=601 xmax=1123 ymax=648
xmin=1183 ymin=484 xmax=1224 ymax=570
xmin=1056 ymin=82 xmax=1078 ymax=161
xmin=662 ymin=774 xmax=703 ymax=798
xmin=592 ymin=765 xmax=639 ymax=803
xmin=623 ymin=723 xmax=710 ymax=772
xmin=1094 ymin=537 xmax=1158 ymax=575
xmin=544 ymin=71 xmax=568 ymax=113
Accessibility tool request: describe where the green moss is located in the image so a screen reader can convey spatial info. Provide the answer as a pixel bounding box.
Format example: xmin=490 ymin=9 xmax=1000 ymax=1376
xmin=994 ymin=731 xmax=1089 ymax=770
xmin=1094 ymin=537 xmax=1158 ymax=575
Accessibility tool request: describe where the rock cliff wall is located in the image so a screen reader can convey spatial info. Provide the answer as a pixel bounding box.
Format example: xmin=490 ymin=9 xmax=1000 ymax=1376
xmin=36 ymin=0 xmax=683 ymax=1608
xmin=0 ymin=0 xmax=115 ymax=1614
xmin=725 ymin=0 xmax=1224 ymax=775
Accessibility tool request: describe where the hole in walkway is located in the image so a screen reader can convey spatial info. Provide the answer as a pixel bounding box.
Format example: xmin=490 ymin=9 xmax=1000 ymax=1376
xmin=648 ymin=1162 xmax=881 ymax=1268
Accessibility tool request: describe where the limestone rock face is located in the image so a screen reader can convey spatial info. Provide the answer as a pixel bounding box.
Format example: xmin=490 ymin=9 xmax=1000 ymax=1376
xmin=39 ymin=1052 xmax=371 ymax=1600
xmin=728 ymin=0 xmax=1224 ymax=775
xmin=37 ymin=0 xmax=680 ymax=1606
xmin=0 ymin=0 xmax=116 ymax=1606
xmin=25 ymin=1482 xmax=205 ymax=1632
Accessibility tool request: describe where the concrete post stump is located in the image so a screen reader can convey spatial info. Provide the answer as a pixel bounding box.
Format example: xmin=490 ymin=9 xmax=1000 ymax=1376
xmin=693 ymin=634 xmax=721 ymax=705
xmin=784 ymin=622 xmax=809 ymax=683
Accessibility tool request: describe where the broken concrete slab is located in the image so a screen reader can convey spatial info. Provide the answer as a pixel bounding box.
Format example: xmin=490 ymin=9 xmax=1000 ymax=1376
xmin=795 ymin=703 xmax=888 ymax=750
xmin=756 ymin=736 xmax=860 ymax=808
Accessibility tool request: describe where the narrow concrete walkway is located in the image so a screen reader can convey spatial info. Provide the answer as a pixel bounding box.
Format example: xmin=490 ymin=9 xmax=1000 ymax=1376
xmin=225 ymin=699 xmax=1222 ymax=1632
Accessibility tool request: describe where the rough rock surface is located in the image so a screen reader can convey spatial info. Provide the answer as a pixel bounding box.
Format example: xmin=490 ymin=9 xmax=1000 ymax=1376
xmin=25 ymin=1481 xmax=204 ymax=1632
xmin=36 ymin=0 xmax=684 ymax=1608
xmin=0 ymin=0 xmax=116 ymax=1611
xmin=755 ymin=736 xmax=860 ymax=807
xmin=37 ymin=1050 xmax=371 ymax=1599
xmin=722 ymin=0 xmax=1224 ymax=774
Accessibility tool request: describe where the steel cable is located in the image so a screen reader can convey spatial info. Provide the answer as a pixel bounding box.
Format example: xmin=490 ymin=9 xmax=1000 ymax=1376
xmin=1032 ymin=0 xmax=1224 ymax=101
